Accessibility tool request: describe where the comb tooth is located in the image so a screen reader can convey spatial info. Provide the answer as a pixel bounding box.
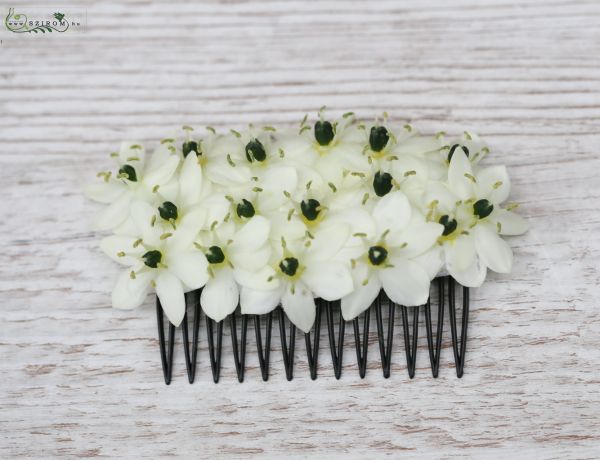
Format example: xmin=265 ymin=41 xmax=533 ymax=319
xmin=156 ymin=297 xmax=176 ymax=385
xmin=400 ymin=305 xmax=419 ymax=379
xmin=375 ymin=291 xmax=395 ymax=378
xmin=278 ymin=307 xmax=296 ymax=381
xmin=325 ymin=300 xmax=345 ymax=379
xmin=353 ymin=307 xmax=370 ymax=379
xmin=230 ymin=308 xmax=248 ymax=383
xmin=206 ymin=315 xmax=223 ymax=383
xmin=425 ymin=278 xmax=445 ymax=378
xmin=448 ymin=277 xmax=469 ymax=378
xmin=254 ymin=312 xmax=273 ymax=381
xmin=181 ymin=291 xmax=196 ymax=384
xmin=305 ymin=301 xmax=322 ymax=380
xmin=190 ymin=289 xmax=201 ymax=383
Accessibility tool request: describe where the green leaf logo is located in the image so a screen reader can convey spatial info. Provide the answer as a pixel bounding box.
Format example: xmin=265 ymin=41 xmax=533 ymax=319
xmin=53 ymin=12 xmax=65 ymax=21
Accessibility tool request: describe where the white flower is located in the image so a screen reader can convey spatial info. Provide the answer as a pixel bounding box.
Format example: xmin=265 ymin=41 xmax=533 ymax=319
xmin=85 ymin=142 xmax=180 ymax=232
xmin=196 ymin=216 xmax=276 ymax=322
xmin=101 ymin=201 xmax=209 ymax=326
xmin=341 ymin=191 xmax=443 ymax=320
xmin=424 ymin=149 xmax=529 ymax=287
xmin=241 ymin=223 xmax=354 ymax=333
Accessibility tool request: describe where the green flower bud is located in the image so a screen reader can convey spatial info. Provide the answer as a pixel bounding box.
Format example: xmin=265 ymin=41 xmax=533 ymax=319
xmin=245 ymin=139 xmax=267 ymax=162
xmin=206 ymin=246 xmax=225 ymax=264
xmin=119 ymin=164 xmax=137 ymax=182
xmin=447 ymin=144 xmax=470 ymax=162
xmin=369 ymin=126 xmax=389 ymax=152
xmin=300 ymin=199 xmax=321 ymax=221
xmin=473 ymin=199 xmax=494 ymax=219
xmin=182 ymin=140 xmax=199 ymax=158
xmin=142 ymin=250 xmax=162 ymax=268
xmin=373 ymin=171 xmax=393 ymax=197
xmin=236 ymin=199 xmax=255 ymax=218
xmin=368 ymin=246 xmax=388 ymax=266
xmin=279 ymin=257 xmax=299 ymax=277
xmin=158 ymin=201 xmax=178 ymax=221
xmin=439 ymin=215 xmax=458 ymax=236
xmin=314 ymin=120 xmax=335 ymax=146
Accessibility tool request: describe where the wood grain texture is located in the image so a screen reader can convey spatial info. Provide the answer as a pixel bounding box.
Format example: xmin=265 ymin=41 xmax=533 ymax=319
xmin=1 ymin=0 xmax=600 ymax=458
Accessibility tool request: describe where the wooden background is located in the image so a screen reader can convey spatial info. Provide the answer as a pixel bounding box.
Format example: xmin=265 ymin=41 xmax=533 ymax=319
xmin=2 ymin=0 xmax=599 ymax=458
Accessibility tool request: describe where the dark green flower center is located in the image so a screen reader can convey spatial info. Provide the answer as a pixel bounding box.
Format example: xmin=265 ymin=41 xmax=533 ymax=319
xmin=447 ymin=144 xmax=470 ymax=162
xmin=314 ymin=120 xmax=335 ymax=146
xmin=300 ymin=199 xmax=321 ymax=221
xmin=142 ymin=250 xmax=162 ymax=268
xmin=158 ymin=201 xmax=178 ymax=221
xmin=245 ymin=139 xmax=267 ymax=162
xmin=439 ymin=215 xmax=458 ymax=236
xmin=206 ymin=246 xmax=225 ymax=264
xmin=236 ymin=199 xmax=255 ymax=218
xmin=119 ymin=164 xmax=137 ymax=182
xmin=182 ymin=140 xmax=200 ymax=158
xmin=279 ymin=257 xmax=299 ymax=277
xmin=369 ymin=126 xmax=390 ymax=152
xmin=368 ymin=246 xmax=388 ymax=266
xmin=373 ymin=171 xmax=393 ymax=197
xmin=473 ymin=199 xmax=494 ymax=219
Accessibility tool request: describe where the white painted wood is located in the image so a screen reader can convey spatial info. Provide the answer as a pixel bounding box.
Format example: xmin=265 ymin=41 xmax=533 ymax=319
xmin=1 ymin=0 xmax=599 ymax=457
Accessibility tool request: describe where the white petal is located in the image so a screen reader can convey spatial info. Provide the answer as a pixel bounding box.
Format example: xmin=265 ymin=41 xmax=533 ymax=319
xmin=448 ymin=150 xmax=475 ymax=200
xmin=379 ymin=258 xmax=431 ymax=306
xmin=200 ymin=269 xmax=239 ymax=322
xmin=392 ymin=221 xmax=443 ymax=257
xmin=240 ymin=286 xmax=283 ymax=315
xmin=306 ymin=223 xmax=350 ymax=261
xmin=341 ymin=274 xmax=381 ymax=320
xmin=474 ymin=224 xmax=513 ymax=273
xmin=112 ymin=270 xmax=152 ymax=310
xmin=372 ymin=191 xmax=412 ymax=234
xmin=444 ymin=235 xmax=476 ymax=272
xmin=476 ymin=165 xmax=510 ymax=204
xmin=169 ymin=208 xmax=205 ymax=251
xmin=447 ymin=256 xmax=487 ymax=288
xmin=100 ymin=235 xmax=143 ymax=265
xmin=234 ymin=265 xmax=279 ymax=290
xmin=281 ymin=281 xmax=316 ymax=333
xmin=167 ymin=251 xmax=209 ymax=290
xmin=302 ymin=261 xmax=354 ymax=301
xmin=155 ymin=270 xmax=186 ymax=326
xmin=230 ymin=215 xmax=270 ymax=251
xmin=229 ymin=244 xmax=271 ymax=270
xmin=130 ymin=201 xmax=161 ymax=247
xmin=412 ymin=245 xmax=445 ymax=280
xmin=491 ymin=209 xmax=529 ymax=235
xmin=179 ymin=152 xmax=203 ymax=208
xmin=85 ymin=180 xmax=126 ymax=204
xmin=92 ymin=192 xmax=132 ymax=231
xmin=144 ymin=154 xmax=180 ymax=188
xmin=261 ymin=165 xmax=298 ymax=197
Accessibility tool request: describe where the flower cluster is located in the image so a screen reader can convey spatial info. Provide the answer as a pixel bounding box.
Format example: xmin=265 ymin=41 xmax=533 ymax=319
xmin=86 ymin=111 xmax=528 ymax=332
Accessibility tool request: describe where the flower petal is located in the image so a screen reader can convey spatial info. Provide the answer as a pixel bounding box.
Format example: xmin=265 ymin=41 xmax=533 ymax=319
xmin=100 ymin=235 xmax=143 ymax=265
xmin=155 ymin=270 xmax=186 ymax=326
xmin=392 ymin=221 xmax=443 ymax=257
xmin=372 ymin=191 xmax=412 ymax=235
xmin=169 ymin=208 xmax=205 ymax=251
xmin=448 ymin=150 xmax=475 ymax=200
xmin=474 ymin=224 xmax=513 ymax=273
xmin=179 ymin=152 xmax=203 ymax=208
xmin=200 ymin=268 xmax=239 ymax=322
xmin=379 ymin=258 xmax=431 ymax=306
xmin=112 ymin=269 xmax=152 ymax=310
xmin=130 ymin=201 xmax=161 ymax=247
xmin=167 ymin=251 xmax=209 ymax=290
xmin=341 ymin=274 xmax=381 ymax=320
xmin=476 ymin=165 xmax=510 ymax=204
xmin=92 ymin=192 xmax=132 ymax=231
xmin=234 ymin=265 xmax=279 ymax=290
xmin=306 ymin=223 xmax=350 ymax=261
xmin=444 ymin=235 xmax=476 ymax=272
xmin=491 ymin=209 xmax=529 ymax=235
xmin=447 ymin=256 xmax=487 ymax=288
xmin=230 ymin=215 xmax=270 ymax=251
xmin=302 ymin=261 xmax=354 ymax=301
xmin=144 ymin=154 xmax=180 ymax=189
xmin=85 ymin=180 xmax=126 ymax=204
xmin=240 ymin=286 xmax=283 ymax=315
xmin=281 ymin=281 xmax=316 ymax=333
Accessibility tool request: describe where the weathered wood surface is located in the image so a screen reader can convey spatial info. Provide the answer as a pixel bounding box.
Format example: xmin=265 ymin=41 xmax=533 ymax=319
xmin=1 ymin=0 xmax=599 ymax=457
